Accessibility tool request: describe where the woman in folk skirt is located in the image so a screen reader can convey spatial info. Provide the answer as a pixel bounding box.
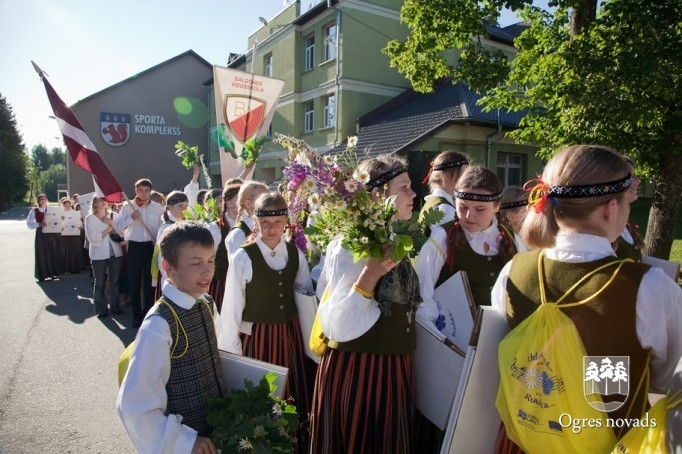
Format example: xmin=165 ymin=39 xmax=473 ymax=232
xmin=26 ymin=194 xmax=65 ymax=281
xmin=310 ymin=154 xmax=420 ymax=453
xmin=60 ymin=197 xmax=85 ymax=274
xmin=220 ymin=191 xmax=314 ymax=450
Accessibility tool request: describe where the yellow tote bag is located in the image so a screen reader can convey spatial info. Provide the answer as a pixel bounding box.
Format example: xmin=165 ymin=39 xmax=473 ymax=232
xmin=309 ymin=284 xmax=332 ymax=357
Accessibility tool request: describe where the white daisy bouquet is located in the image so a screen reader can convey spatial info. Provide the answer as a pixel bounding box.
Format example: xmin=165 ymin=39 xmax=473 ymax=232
xmin=278 ymin=134 xmax=416 ymax=262
xmin=207 ymin=372 xmax=299 ymax=453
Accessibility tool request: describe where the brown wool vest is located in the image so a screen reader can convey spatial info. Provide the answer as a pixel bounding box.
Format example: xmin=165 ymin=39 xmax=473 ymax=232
xmin=506 ymin=250 xmax=651 ymax=427
xmin=437 ymin=224 xmax=504 ymax=307
xmin=242 ymin=242 xmax=299 ymax=324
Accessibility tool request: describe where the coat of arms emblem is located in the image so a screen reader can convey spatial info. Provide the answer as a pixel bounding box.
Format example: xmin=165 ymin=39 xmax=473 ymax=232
xmin=100 ymin=112 xmax=130 ymax=146
xmin=583 ymin=355 xmax=630 ymax=412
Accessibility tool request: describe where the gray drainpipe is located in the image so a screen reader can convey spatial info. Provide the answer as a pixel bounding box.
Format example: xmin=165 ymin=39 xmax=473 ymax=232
xmin=485 ymin=108 xmax=502 ymax=168
xmin=330 ymin=0 xmax=341 ymax=148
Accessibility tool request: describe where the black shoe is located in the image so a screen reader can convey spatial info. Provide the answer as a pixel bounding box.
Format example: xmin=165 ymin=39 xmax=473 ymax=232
xmin=97 ymin=313 xmax=108 ymax=319
xmin=111 ymin=309 xmax=124 ymax=315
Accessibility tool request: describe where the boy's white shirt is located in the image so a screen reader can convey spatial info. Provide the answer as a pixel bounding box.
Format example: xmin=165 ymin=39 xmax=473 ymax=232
xmin=116 ymin=282 xmax=221 ymax=454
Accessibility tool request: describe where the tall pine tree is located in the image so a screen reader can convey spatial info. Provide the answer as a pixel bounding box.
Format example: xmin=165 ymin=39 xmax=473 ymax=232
xmin=0 ymin=94 xmax=28 ymax=210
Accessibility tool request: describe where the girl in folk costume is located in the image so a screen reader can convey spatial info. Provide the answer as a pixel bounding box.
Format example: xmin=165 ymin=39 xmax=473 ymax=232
xmin=208 ymin=182 xmax=242 ymax=312
xmin=310 ymin=155 xmax=420 ymax=453
xmin=152 ymin=191 xmax=188 ymax=300
xmin=26 ymin=194 xmax=65 ymax=281
xmin=416 ymin=166 xmax=518 ymax=322
xmin=492 ymin=145 xmax=682 ymax=453
xmin=219 ymin=192 xmax=314 ymax=450
xmin=499 ymin=185 xmax=531 ymax=252
xmin=85 ymin=195 xmax=124 ymax=318
xmin=419 ymin=150 xmax=470 ymax=231
xmin=224 ymin=181 xmax=268 ymax=259
xmin=60 ymin=197 xmax=85 ymax=273
xmin=614 ymin=156 xmax=644 ymax=262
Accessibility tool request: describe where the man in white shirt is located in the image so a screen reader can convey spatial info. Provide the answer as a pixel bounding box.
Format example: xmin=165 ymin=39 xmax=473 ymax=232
xmin=116 ymin=179 xmax=164 ymax=328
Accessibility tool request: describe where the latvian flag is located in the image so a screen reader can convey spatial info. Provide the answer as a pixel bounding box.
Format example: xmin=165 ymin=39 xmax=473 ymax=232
xmin=33 ymin=62 xmax=123 ymax=203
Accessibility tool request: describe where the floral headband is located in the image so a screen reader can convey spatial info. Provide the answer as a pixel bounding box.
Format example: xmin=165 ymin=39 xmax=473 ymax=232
xmin=500 ymin=199 xmax=529 ymax=210
xmin=454 ymin=190 xmax=503 ymax=202
xmin=524 ymin=173 xmax=632 ymax=213
xmin=366 ymin=165 xmax=408 ymax=190
xmin=254 ymin=208 xmax=288 ymax=217
xmin=422 ymin=159 xmax=469 ymax=184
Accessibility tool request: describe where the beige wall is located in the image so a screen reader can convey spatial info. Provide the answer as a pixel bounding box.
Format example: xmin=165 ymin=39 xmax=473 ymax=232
xmin=70 ymin=53 xmax=212 ymax=197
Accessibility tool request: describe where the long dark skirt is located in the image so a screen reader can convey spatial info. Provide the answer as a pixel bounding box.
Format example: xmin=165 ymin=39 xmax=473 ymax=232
xmin=61 ymin=234 xmax=84 ymax=273
xmin=208 ymin=278 xmax=225 ymax=313
xmin=34 ymin=228 xmax=65 ymax=281
xmin=310 ymin=348 xmax=415 ymax=454
xmin=240 ymin=320 xmax=314 ymax=453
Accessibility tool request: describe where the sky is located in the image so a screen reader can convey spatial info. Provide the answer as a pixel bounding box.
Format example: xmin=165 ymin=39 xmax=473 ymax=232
xmin=0 ymin=0 xmax=536 ymax=152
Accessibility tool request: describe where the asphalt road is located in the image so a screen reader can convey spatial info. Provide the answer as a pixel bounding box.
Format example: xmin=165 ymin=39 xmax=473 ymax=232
xmin=0 ymin=206 xmax=136 ymax=453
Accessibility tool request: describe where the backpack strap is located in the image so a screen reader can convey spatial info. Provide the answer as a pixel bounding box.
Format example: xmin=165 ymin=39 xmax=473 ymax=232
xmin=537 ymin=250 xmax=633 ymax=308
xmin=157 ymin=297 xmax=214 ymax=359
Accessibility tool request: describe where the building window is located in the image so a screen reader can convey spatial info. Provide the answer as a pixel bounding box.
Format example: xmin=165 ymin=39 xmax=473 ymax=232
xmin=304 ymin=34 xmax=315 ymax=71
xmin=497 ymin=152 xmax=525 ymax=187
xmin=323 ymin=94 xmax=335 ymax=128
xmin=324 ymin=23 xmax=336 ymax=61
xmin=303 ymin=101 xmax=314 ymax=133
xmin=264 ymin=53 xmax=273 ymax=77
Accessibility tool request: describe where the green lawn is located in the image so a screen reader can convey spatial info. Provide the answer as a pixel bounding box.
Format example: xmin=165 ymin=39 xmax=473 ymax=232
xmin=629 ymin=199 xmax=682 ymax=262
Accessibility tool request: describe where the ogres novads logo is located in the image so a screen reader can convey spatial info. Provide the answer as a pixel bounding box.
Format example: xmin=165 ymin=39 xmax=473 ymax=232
xmin=583 ymin=356 xmax=630 ymax=412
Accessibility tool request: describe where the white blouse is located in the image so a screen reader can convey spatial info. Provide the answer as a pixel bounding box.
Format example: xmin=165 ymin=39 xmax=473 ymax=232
xmin=85 ymin=213 xmax=124 ymax=261
xmin=491 ymin=232 xmax=682 ymax=393
xmin=26 ymin=207 xmax=44 ymax=229
xmin=225 ymin=214 xmax=255 ymax=260
xmin=219 ymin=237 xmax=313 ymax=354
xmin=316 ymin=238 xmax=383 ymax=343
xmin=415 ymin=218 xmax=504 ymax=322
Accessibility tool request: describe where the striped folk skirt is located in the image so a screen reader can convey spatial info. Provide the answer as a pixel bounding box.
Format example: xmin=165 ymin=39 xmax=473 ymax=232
xmin=495 ymin=424 xmax=525 ymax=454
xmin=310 ymin=348 xmax=415 ymax=454
xmin=208 ymin=278 xmax=225 ymax=313
xmin=240 ymin=319 xmax=315 ymax=452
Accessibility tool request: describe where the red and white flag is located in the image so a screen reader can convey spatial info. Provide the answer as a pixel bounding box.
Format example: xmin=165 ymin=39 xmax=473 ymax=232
xmin=213 ymin=66 xmax=285 ymax=184
xmin=33 ymin=62 xmax=123 ymax=203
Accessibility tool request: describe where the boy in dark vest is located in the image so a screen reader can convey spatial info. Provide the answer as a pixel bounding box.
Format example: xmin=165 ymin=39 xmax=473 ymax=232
xmin=117 ymin=221 xmax=223 ymax=454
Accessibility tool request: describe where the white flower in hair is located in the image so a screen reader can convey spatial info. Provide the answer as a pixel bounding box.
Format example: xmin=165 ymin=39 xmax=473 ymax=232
xmin=347 ymin=136 xmax=358 ymax=148
xmin=324 ymin=187 xmax=335 ymax=197
xmin=334 ymin=200 xmax=347 ymax=210
xmin=323 ymin=155 xmax=334 ymax=165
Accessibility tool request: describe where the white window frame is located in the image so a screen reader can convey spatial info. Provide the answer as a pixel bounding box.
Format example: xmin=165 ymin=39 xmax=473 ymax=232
xmin=497 ymin=152 xmax=525 ymax=186
xmin=264 ymin=53 xmax=273 ymax=77
xmin=303 ymin=101 xmax=314 ymax=133
xmin=323 ymin=94 xmax=335 ymax=128
xmin=304 ymin=34 xmax=315 ymax=71
xmin=324 ymin=23 xmax=336 ymax=61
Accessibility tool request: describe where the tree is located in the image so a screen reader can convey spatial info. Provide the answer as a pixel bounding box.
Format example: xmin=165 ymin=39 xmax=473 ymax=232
xmin=385 ymin=0 xmax=682 ymax=258
xmin=0 ymin=93 xmax=29 ymax=210
xmin=50 ymin=146 xmax=66 ymax=167
xmin=31 ymin=144 xmax=52 ymax=171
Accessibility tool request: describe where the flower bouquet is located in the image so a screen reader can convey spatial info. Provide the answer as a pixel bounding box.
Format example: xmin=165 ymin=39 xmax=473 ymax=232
xmin=278 ymin=134 xmax=442 ymax=262
xmin=208 ymin=371 xmax=299 ymax=453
